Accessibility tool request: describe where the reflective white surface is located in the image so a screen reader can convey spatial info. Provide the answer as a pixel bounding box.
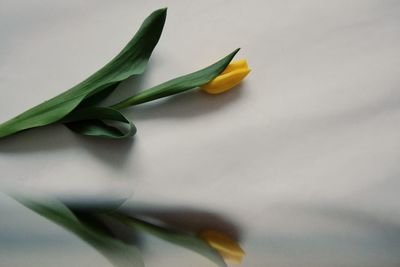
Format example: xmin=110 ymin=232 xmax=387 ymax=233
xmin=1 ymin=0 xmax=400 ymax=266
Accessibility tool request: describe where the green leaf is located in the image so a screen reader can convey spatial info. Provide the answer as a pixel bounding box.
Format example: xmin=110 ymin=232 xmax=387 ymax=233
xmin=0 ymin=8 xmax=167 ymax=138
xmin=78 ymin=84 xmax=120 ymax=108
xmin=64 ymin=107 xmax=136 ymax=139
xmin=112 ymin=213 xmax=227 ymax=267
xmin=13 ymin=194 xmax=144 ymax=267
xmin=111 ymin=48 xmax=240 ymax=109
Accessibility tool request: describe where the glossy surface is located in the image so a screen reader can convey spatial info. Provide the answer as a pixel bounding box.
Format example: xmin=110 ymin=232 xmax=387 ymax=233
xmin=1 ymin=1 xmax=400 ymax=266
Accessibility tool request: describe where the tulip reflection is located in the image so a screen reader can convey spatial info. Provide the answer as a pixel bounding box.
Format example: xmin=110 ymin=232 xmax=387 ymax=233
xmin=12 ymin=194 xmax=244 ymax=267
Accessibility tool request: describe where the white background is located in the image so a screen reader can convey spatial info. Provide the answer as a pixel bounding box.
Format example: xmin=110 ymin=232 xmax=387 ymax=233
xmin=1 ymin=0 xmax=400 ymax=266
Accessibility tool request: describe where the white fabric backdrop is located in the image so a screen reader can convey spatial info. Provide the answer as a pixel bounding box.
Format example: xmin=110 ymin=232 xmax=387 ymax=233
xmin=1 ymin=0 xmax=400 ymax=266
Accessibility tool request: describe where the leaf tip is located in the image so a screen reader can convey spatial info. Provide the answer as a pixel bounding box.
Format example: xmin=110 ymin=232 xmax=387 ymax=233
xmin=155 ymin=7 xmax=168 ymax=16
xmin=233 ymin=48 xmax=241 ymax=55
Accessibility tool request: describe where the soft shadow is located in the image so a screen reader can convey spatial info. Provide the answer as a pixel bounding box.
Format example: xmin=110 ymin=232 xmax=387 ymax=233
xmin=74 ymin=134 xmax=135 ymax=170
xmin=0 ymin=124 xmax=135 ymax=169
xmin=0 ymin=124 xmax=76 ymax=154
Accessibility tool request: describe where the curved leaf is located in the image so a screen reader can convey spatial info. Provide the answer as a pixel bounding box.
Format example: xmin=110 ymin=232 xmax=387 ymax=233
xmin=0 ymin=8 xmax=167 ymax=138
xmin=111 ymin=48 xmax=240 ymax=109
xmin=64 ymin=107 xmax=136 ymax=139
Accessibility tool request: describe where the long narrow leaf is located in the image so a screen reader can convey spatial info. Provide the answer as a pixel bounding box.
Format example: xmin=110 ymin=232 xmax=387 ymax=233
xmin=0 ymin=8 xmax=167 ymax=138
xmin=111 ymin=48 xmax=240 ymax=109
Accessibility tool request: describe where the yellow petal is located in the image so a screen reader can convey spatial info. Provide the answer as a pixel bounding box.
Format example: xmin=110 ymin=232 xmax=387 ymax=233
xmin=201 ymin=68 xmax=251 ymax=94
xmin=221 ymin=59 xmax=249 ymax=75
xmin=199 ymin=230 xmax=245 ymax=264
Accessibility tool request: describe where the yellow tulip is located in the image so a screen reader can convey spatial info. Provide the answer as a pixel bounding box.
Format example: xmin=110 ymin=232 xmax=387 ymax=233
xmin=199 ymin=229 xmax=245 ymax=264
xmin=201 ymin=59 xmax=251 ymax=94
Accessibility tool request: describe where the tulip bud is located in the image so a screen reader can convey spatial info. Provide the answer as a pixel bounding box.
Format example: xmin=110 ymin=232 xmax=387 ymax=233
xmin=198 ymin=229 xmax=245 ymax=264
xmin=201 ymin=59 xmax=251 ymax=94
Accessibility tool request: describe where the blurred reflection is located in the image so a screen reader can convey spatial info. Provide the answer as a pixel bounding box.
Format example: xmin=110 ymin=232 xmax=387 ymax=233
xmin=5 ymin=192 xmax=243 ymax=267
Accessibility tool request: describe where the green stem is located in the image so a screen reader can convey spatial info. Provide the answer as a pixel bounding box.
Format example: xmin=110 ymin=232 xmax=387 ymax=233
xmin=109 ymin=85 xmax=188 ymax=110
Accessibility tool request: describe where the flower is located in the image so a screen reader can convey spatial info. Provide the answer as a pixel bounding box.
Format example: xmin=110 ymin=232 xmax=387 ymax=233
xmin=198 ymin=229 xmax=245 ymax=264
xmin=201 ymin=59 xmax=251 ymax=94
